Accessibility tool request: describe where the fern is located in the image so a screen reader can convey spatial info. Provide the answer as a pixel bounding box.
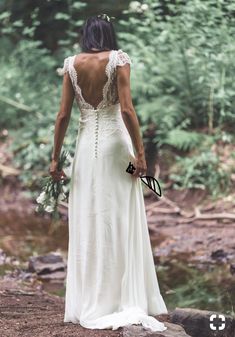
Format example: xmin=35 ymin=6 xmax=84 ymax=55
xmin=164 ymin=129 xmax=204 ymax=151
xmin=169 ymin=150 xmax=231 ymax=197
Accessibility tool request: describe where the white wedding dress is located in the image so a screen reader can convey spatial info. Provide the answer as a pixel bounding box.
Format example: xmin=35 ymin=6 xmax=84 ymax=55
xmin=58 ymin=49 xmax=168 ymax=332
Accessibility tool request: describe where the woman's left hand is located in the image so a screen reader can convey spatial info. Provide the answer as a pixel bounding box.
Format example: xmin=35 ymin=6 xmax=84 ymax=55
xmin=49 ymin=159 xmax=67 ymax=181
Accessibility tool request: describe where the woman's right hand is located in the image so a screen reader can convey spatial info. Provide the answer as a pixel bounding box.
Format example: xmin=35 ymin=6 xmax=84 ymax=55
xmin=49 ymin=159 xmax=67 ymax=182
xmin=132 ymin=154 xmax=147 ymax=178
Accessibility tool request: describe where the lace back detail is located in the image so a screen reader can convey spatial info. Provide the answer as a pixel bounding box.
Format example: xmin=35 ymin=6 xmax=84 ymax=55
xmin=70 ymin=56 xmax=94 ymax=110
xmin=57 ymin=49 xmax=132 ymax=110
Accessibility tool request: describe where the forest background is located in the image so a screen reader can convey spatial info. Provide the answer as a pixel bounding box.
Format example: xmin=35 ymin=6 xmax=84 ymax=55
xmin=1 ymin=0 xmax=235 ymax=198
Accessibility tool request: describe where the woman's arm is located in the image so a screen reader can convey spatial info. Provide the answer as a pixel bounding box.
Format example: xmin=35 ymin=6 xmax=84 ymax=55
xmin=50 ymin=72 xmax=74 ymax=180
xmin=117 ymin=64 xmax=147 ymax=177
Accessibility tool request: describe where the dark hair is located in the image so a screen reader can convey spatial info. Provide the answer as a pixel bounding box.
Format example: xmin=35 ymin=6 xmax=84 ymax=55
xmin=79 ymin=15 xmax=119 ymax=52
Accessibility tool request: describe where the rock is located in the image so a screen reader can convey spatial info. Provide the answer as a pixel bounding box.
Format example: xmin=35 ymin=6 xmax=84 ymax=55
xmin=0 ymin=248 xmax=7 ymax=264
xmin=211 ymin=249 xmax=227 ymax=260
xmin=0 ymin=248 xmax=21 ymax=266
xmin=170 ymin=307 xmax=235 ymax=337
xmin=38 ymin=270 xmax=65 ymax=280
xmin=122 ymin=322 xmax=192 ymax=337
xmin=27 ymin=252 xmax=66 ymax=280
xmin=230 ymin=263 xmax=235 ymax=275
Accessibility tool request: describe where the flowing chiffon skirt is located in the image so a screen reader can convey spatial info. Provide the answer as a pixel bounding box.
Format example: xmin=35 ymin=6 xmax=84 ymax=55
xmin=63 ymin=103 xmax=168 ymax=332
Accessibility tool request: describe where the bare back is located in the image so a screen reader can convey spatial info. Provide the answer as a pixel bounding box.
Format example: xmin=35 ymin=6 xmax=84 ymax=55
xmin=58 ymin=49 xmax=132 ymax=112
xmin=73 ymin=51 xmax=112 ymax=110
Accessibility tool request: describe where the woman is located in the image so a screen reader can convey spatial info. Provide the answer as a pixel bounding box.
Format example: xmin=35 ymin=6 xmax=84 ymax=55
xmin=49 ymin=14 xmax=168 ymax=332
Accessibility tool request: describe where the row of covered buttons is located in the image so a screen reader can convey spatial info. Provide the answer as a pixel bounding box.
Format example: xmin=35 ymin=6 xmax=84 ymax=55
xmin=95 ymin=111 xmax=98 ymax=158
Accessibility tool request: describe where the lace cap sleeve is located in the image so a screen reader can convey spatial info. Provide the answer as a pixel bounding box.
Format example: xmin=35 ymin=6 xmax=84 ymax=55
xmin=57 ymin=56 xmax=70 ymax=76
xmin=116 ymin=49 xmax=132 ymax=67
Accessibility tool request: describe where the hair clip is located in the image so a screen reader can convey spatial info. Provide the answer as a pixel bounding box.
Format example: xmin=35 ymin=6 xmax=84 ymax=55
xmin=97 ymin=13 xmax=115 ymax=22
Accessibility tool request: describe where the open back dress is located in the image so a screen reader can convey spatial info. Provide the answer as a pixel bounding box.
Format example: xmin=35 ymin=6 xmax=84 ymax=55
xmin=58 ymin=49 xmax=168 ymax=332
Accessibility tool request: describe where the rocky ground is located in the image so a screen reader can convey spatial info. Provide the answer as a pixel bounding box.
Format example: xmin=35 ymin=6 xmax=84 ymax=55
xmin=1 ymin=277 xmax=234 ymax=337
xmin=146 ymin=189 xmax=235 ymax=271
xmin=0 ymin=277 xmax=184 ymax=337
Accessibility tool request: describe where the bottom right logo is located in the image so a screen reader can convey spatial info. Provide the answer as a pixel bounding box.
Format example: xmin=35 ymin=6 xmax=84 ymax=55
xmin=209 ymin=314 xmax=226 ymax=331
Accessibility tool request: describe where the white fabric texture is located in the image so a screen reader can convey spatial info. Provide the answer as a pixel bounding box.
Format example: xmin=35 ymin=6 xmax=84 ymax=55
xmin=61 ymin=49 xmax=168 ymax=332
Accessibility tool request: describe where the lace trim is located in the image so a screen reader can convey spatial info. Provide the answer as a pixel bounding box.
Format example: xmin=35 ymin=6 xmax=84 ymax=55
xmin=57 ymin=50 xmax=132 ymax=109
xmin=116 ymin=49 xmax=132 ymax=67
xmin=70 ymin=51 xmax=115 ymax=110
xmin=78 ymin=108 xmax=129 ymax=141
xmin=102 ymin=50 xmax=117 ymax=107
xmin=57 ymin=56 xmax=70 ymax=75
xmin=69 ymin=56 xmax=93 ymax=110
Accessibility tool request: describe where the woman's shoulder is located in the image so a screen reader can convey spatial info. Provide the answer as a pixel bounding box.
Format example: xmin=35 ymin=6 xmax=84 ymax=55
xmin=57 ymin=55 xmax=74 ymax=76
xmin=115 ymin=49 xmax=132 ymax=67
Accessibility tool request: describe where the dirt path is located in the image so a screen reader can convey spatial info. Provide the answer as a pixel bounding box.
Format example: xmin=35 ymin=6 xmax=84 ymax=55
xmin=0 ymin=278 xmax=124 ymax=337
xmin=1 ymin=278 xmax=192 ymax=337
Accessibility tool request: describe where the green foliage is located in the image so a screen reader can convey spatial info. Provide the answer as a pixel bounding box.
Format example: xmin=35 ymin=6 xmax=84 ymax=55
xmin=117 ymin=0 xmax=235 ymax=195
xmin=0 ymin=38 xmax=79 ymax=190
xmin=163 ymin=129 xmax=204 ymax=151
xmin=0 ymin=1 xmax=87 ymax=50
xmin=120 ymin=0 xmax=235 ymax=132
xmin=0 ymin=2 xmax=87 ymax=190
xmin=159 ymin=261 xmax=235 ymax=315
xmin=169 ymin=148 xmax=231 ymax=197
xmin=0 ymin=0 xmax=234 ymax=197
xmin=0 ymin=39 xmax=56 ymax=128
